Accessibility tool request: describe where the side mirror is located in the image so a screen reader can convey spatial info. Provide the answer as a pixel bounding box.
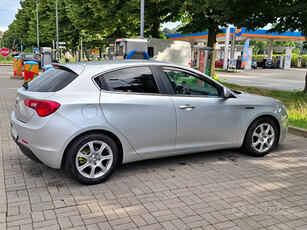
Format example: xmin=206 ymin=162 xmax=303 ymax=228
xmin=223 ymin=87 xmax=231 ymax=99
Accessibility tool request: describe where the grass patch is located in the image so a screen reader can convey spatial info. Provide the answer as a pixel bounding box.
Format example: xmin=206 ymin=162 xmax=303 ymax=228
xmin=215 ymin=68 xmax=238 ymax=73
xmin=222 ymin=82 xmax=307 ymax=130
xmin=0 ymin=55 xmax=13 ymax=64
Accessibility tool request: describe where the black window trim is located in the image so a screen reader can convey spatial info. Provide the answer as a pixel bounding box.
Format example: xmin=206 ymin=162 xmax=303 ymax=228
xmin=92 ymin=65 xmax=169 ymax=96
xmin=156 ymin=66 xmax=224 ymax=97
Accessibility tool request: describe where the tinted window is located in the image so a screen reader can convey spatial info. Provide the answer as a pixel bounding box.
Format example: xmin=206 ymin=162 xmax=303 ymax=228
xmin=164 ymin=69 xmax=219 ymax=96
xmin=103 ymin=67 xmax=159 ymax=93
xmin=148 ymin=47 xmax=154 ymax=58
xmin=27 ymin=67 xmax=78 ymax=92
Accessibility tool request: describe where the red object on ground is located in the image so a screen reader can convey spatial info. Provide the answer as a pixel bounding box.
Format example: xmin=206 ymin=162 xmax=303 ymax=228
xmin=215 ymin=59 xmax=224 ymax=68
xmin=0 ymin=48 xmax=10 ymax=57
xmin=215 ymin=59 xmax=230 ymax=68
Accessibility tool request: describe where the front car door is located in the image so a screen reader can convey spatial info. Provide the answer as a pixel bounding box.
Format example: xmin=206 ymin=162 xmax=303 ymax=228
xmin=158 ymin=67 xmax=241 ymax=153
xmin=97 ymin=66 xmax=176 ymax=157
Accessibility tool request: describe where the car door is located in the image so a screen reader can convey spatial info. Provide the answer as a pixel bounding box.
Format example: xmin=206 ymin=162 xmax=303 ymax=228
xmin=97 ymin=66 xmax=176 ymax=157
xmin=159 ymin=67 xmax=241 ymax=152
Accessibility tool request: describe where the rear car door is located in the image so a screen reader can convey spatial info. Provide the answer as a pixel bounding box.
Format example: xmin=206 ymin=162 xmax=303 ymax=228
xmin=96 ymin=66 xmax=176 ymax=157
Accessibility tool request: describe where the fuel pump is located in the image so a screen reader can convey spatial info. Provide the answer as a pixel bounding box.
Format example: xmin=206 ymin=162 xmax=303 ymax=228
xmin=198 ymin=47 xmax=214 ymax=76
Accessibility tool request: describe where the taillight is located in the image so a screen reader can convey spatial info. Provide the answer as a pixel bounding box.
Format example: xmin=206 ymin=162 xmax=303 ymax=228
xmin=24 ymin=100 xmax=60 ymax=117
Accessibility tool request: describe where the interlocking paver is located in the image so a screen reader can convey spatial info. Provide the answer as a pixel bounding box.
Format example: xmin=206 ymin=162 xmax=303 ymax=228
xmin=58 ymin=217 xmax=73 ymax=228
xmin=1 ymin=65 xmax=307 ymax=229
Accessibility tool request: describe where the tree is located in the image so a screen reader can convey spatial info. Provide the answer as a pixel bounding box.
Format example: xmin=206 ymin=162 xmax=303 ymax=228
xmin=3 ymin=0 xmax=81 ymax=51
xmin=221 ymin=0 xmax=307 ymax=91
xmin=178 ymin=1 xmax=226 ymax=48
xmin=176 ymin=0 xmax=254 ymax=76
xmin=258 ymin=0 xmax=307 ymax=92
xmin=65 ymin=0 xmax=182 ymax=39
xmin=2 ymin=0 xmax=35 ymax=49
xmin=177 ymin=0 xmax=307 ymax=87
xmin=5 ymin=0 xmax=181 ymax=51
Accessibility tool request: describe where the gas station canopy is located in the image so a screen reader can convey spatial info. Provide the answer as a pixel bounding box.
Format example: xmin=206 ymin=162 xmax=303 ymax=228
xmin=165 ymin=28 xmax=306 ymax=43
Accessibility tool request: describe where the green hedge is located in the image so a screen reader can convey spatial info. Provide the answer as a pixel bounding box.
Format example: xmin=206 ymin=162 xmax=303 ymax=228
xmin=0 ymin=55 xmax=13 ymax=62
xmin=292 ymin=54 xmax=307 ymax=67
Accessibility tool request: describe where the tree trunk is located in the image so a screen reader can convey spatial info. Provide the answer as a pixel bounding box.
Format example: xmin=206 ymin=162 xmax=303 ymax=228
xmin=207 ymin=25 xmax=217 ymax=48
xmin=148 ymin=21 xmax=161 ymax=38
xmin=207 ymin=22 xmax=218 ymax=77
xmin=304 ymin=71 xmax=307 ymax=92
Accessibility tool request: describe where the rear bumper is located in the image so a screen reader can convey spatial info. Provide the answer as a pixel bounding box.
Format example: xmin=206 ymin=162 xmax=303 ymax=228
xmin=11 ymin=111 xmax=80 ymax=169
xmin=13 ymin=136 xmax=42 ymax=163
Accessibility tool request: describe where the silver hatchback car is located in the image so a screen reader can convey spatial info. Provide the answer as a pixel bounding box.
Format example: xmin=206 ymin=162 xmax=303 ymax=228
xmin=11 ymin=60 xmax=288 ymax=184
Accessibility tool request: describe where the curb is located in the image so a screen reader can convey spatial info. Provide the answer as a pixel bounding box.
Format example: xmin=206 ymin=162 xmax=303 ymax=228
xmin=288 ymin=126 xmax=307 ymax=138
xmin=10 ymin=76 xmax=23 ymax=80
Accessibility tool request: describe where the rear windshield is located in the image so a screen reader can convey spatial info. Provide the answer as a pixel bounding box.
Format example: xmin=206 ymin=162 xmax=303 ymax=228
xmin=27 ymin=67 xmax=78 ymax=92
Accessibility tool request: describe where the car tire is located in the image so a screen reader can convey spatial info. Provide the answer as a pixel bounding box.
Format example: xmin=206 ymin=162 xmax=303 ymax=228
xmin=243 ymin=117 xmax=278 ymax=157
xmin=64 ymin=133 xmax=119 ymax=185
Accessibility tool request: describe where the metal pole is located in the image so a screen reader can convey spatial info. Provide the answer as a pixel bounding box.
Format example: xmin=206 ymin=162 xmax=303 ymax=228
xmin=56 ymin=0 xmax=59 ymax=59
xmin=36 ymin=0 xmax=39 ymax=51
xmin=81 ymin=38 xmax=83 ymax=60
xmin=140 ymin=0 xmax=144 ymax=39
xmin=52 ymin=40 xmax=55 ymax=57
xmin=268 ymin=38 xmax=273 ymax=59
xmin=223 ymin=26 xmax=230 ymax=70
xmin=231 ymin=27 xmax=236 ymax=59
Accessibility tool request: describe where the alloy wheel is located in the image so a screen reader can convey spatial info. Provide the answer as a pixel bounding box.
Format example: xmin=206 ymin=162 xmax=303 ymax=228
xmin=252 ymin=123 xmax=275 ymax=153
xmin=75 ymin=140 xmax=113 ymax=179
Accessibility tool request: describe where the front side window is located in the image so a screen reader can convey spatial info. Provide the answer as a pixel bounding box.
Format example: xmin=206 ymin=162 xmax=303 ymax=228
xmin=164 ymin=69 xmax=219 ymax=96
xmin=103 ymin=67 xmax=160 ymax=94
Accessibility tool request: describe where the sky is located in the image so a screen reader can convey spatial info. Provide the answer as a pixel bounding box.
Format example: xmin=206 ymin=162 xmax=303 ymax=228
xmin=0 ymin=0 xmax=21 ymax=32
xmin=161 ymin=22 xmax=179 ymax=30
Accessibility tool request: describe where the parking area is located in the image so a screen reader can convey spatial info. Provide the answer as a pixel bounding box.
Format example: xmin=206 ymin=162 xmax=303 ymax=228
xmin=0 ymin=65 xmax=307 ymax=230
xmin=218 ymin=68 xmax=306 ymax=91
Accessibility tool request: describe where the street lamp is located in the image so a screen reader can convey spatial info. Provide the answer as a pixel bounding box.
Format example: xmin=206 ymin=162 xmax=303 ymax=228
xmin=56 ymin=0 xmax=59 ymax=59
xmin=140 ymin=0 xmax=144 ymax=39
xmin=36 ymin=0 xmax=39 ymax=50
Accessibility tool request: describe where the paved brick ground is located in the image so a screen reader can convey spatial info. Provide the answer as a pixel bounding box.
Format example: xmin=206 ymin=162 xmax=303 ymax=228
xmin=1 ymin=65 xmax=307 ymax=230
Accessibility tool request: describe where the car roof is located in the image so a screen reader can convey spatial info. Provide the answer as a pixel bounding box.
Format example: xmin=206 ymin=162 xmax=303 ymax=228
xmin=22 ymin=53 xmax=38 ymax=55
xmin=20 ymin=53 xmax=40 ymax=56
xmin=52 ymin=60 xmax=185 ymax=76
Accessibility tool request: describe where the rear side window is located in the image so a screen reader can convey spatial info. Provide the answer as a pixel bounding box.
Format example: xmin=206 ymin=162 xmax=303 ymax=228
xmin=27 ymin=67 xmax=78 ymax=92
xmin=102 ymin=67 xmax=159 ymax=93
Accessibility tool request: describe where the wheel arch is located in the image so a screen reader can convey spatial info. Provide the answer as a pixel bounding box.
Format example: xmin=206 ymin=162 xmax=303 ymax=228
xmin=244 ymin=114 xmax=281 ymax=145
xmin=61 ymin=129 xmax=123 ymax=169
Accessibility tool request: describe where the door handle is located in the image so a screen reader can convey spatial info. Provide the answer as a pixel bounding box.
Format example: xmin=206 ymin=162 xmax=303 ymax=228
xmin=179 ymin=105 xmax=196 ymax=111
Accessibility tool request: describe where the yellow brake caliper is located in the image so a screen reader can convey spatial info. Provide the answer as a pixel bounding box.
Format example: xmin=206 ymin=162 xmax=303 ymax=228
xmin=79 ymin=151 xmax=88 ymax=164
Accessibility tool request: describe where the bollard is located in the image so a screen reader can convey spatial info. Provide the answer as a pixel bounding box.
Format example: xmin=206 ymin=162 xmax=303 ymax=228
xmin=13 ymin=56 xmax=22 ymax=76
xmin=42 ymin=64 xmax=52 ymax=72
xmin=24 ymin=61 xmax=39 ymax=83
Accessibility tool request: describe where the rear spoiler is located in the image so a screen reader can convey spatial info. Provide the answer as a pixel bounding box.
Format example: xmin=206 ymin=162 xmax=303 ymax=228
xmin=51 ymin=63 xmax=85 ymax=75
